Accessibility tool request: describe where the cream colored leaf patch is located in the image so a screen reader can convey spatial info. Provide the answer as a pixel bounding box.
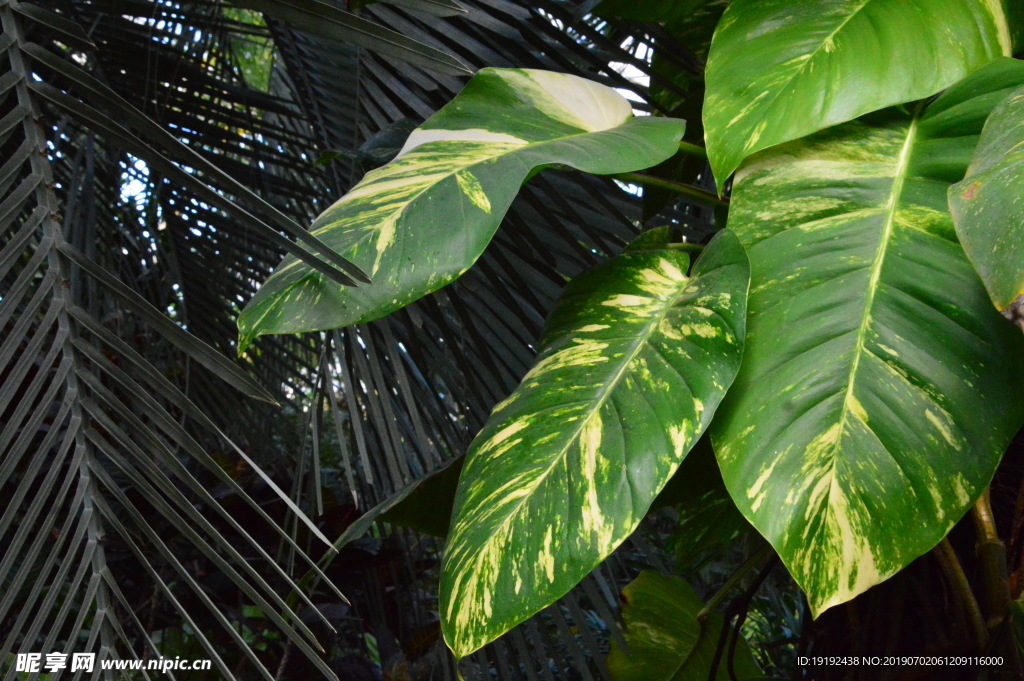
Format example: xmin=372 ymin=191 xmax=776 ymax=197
xmin=397 ymin=128 xmax=527 ymax=157
xmin=455 ymin=170 xmax=491 ymax=213
xmin=505 ymin=69 xmax=633 ymax=132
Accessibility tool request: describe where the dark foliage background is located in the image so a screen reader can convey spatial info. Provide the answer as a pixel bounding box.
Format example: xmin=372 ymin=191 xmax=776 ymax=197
xmin=7 ymin=0 xmax=1024 ymax=679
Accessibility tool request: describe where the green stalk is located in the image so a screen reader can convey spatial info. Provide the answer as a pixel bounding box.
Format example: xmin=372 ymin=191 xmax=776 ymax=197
xmin=933 ymin=537 xmax=988 ymax=653
xmin=970 ymin=489 xmax=1023 ymax=680
xmin=697 ymin=543 xmax=772 ymax=621
xmin=972 ymin=488 xmax=1011 ymax=628
xmin=613 ymin=172 xmax=728 ymax=207
xmin=677 ymin=140 xmax=708 ymax=159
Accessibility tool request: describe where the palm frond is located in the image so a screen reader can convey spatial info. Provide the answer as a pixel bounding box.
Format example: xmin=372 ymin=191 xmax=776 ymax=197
xmin=2 ymin=0 xmax=719 ymax=677
xmin=0 ymin=3 xmax=363 ymax=676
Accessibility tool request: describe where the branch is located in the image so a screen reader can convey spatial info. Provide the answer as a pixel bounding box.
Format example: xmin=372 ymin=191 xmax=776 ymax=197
xmin=697 ymin=543 xmax=772 ymax=621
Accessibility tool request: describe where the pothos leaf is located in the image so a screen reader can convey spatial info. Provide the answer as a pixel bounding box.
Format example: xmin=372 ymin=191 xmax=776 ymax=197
xmin=238 ymin=68 xmax=685 ymax=349
xmin=703 ymin=0 xmax=1012 ymax=188
xmin=950 ymin=83 xmax=1024 ymax=318
xmin=440 ymin=229 xmax=749 ymax=657
xmin=711 ymin=58 xmax=1024 ymax=618
xmin=607 ymin=570 xmax=763 ymax=681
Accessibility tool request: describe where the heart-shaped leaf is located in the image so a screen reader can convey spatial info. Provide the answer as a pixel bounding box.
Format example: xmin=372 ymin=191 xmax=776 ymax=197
xmin=711 ymin=59 xmax=1024 ymax=617
xmin=703 ymin=0 xmax=1011 ymax=188
xmin=238 ymin=68 xmax=685 ymax=349
xmin=441 ymin=229 xmax=749 ymax=657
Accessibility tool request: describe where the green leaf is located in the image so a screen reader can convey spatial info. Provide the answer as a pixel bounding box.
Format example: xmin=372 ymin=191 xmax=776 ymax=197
xmin=379 ymin=454 xmax=463 ymax=537
xmin=239 ymin=68 xmax=686 ymax=349
xmin=1010 ymin=0 xmax=1024 ymax=52
xmin=711 ymin=59 xmax=1024 ymax=618
xmin=440 ymin=229 xmax=750 ymax=657
xmin=223 ymin=8 xmax=275 ymax=92
xmin=1011 ymin=598 xmax=1024 ymax=656
xmin=655 ymin=437 xmax=752 ymax=567
xmin=950 ymin=83 xmax=1024 ymax=317
xmin=607 ymin=570 xmax=762 ymax=681
xmin=703 ymin=0 xmax=1012 ymax=188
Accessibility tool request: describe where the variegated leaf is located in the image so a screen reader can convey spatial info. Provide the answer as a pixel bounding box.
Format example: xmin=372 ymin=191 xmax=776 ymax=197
xmin=440 ymin=230 xmax=749 ymax=657
xmin=703 ymin=0 xmax=1012 ymax=188
xmin=237 ymin=68 xmax=685 ymax=349
xmin=950 ymin=81 xmax=1024 ymax=319
xmin=711 ymin=59 xmax=1024 ymax=618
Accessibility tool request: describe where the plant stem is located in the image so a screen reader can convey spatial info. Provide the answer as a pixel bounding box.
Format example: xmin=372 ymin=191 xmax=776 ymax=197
xmin=972 ymin=487 xmax=1011 ymax=628
xmin=970 ymin=489 xmax=1023 ymax=679
xmin=697 ymin=543 xmax=772 ymax=621
xmin=613 ymin=172 xmax=728 ymax=207
xmin=678 ymin=140 xmax=708 ymax=159
xmin=933 ymin=537 xmax=988 ymax=652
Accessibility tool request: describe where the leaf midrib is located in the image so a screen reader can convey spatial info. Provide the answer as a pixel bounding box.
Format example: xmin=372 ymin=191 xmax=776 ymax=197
xmin=459 ymin=254 xmax=693 ymax=566
xmin=723 ymin=0 xmax=870 ymax=155
xmin=822 ymin=110 xmax=921 ymax=507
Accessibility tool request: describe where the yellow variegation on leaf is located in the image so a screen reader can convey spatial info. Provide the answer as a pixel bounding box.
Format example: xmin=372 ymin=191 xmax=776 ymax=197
xmin=711 ymin=58 xmax=1024 ymax=617
xmin=238 ymin=68 xmax=685 ymax=349
xmin=703 ymin=0 xmax=1012 ymax=188
xmin=440 ymin=229 xmax=749 ymax=657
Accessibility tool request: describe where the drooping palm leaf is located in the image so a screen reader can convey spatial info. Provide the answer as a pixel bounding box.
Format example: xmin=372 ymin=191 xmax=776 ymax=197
xmin=2 ymin=0 xmax=722 ymax=677
xmin=0 ymin=2 xmax=358 ymax=676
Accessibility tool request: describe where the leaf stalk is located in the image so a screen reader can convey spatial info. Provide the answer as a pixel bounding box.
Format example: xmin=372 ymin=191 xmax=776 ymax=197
xmin=972 ymin=487 xmax=1011 ymax=629
xmin=697 ymin=543 xmax=772 ymax=621
xmin=933 ymin=537 xmax=988 ymax=653
xmin=613 ymin=172 xmax=728 ymax=207
xmin=678 ymin=140 xmax=708 ymax=159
